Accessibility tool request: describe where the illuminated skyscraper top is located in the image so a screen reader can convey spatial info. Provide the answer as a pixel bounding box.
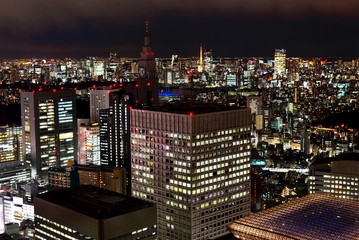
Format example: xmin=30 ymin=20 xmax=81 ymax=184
xmin=137 ymin=20 xmax=158 ymax=106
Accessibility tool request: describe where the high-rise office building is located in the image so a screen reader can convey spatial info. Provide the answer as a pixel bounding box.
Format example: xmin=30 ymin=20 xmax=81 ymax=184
xmin=99 ymin=91 xmax=131 ymax=193
xmin=34 ymin=185 xmax=157 ymax=240
xmin=137 ymin=21 xmax=158 ymax=106
xmin=274 ymin=49 xmax=286 ymax=78
xmin=20 ymin=89 xmax=77 ymax=178
xmin=99 ymin=91 xmax=130 ymax=167
xmin=131 ymin=105 xmax=251 ymax=240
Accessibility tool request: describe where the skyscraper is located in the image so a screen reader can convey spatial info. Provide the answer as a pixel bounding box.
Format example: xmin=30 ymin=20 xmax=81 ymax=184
xmin=20 ymin=89 xmax=77 ymax=178
xmin=274 ymin=48 xmax=286 ymax=78
xmin=131 ymin=105 xmax=251 ymax=240
xmin=99 ymin=90 xmax=131 ymax=192
xmin=137 ymin=21 xmax=158 ymax=107
xmin=99 ymin=91 xmax=130 ymax=167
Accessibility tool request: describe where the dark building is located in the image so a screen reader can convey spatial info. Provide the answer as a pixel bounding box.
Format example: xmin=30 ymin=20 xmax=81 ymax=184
xmin=99 ymin=91 xmax=131 ymax=193
xmin=34 ymin=185 xmax=157 ymax=240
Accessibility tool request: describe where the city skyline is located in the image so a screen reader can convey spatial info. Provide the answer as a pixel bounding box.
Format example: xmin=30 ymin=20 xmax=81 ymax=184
xmin=1 ymin=0 xmax=359 ymax=58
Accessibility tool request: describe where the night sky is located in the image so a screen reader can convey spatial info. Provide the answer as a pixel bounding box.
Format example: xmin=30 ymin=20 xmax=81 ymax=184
xmin=1 ymin=0 xmax=359 ymax=59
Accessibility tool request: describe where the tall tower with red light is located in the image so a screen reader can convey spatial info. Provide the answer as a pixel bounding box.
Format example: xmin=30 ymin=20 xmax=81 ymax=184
xmin=137 ymin=20 xmax=158 ymax=107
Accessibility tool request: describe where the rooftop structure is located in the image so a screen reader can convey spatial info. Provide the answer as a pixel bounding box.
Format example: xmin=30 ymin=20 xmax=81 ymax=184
xmin=228 ymin=194 xmax=359 ymax=240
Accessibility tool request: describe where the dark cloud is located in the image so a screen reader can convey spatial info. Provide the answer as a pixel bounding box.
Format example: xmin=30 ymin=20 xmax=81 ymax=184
xmin=0 ymin=0 xmax=359 ymax=58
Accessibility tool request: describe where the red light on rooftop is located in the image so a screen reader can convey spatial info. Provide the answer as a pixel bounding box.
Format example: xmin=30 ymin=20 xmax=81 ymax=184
xmin=147 ymin=82 xmax=151 ymax=87
xmin=92 ymin=85 xmax=96 ymax=89
xmin=129 ymin=106 xmax=133 ymax=110
xmin=189 ymin=112 xmax=193 ymax=116
xmin=135 ymin=84 xmax=140 ymax=88
xmin=52 ymin=89 xmax=56 ymax=93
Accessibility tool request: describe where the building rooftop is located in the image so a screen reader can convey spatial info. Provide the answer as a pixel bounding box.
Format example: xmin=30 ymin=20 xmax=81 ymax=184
xmin=228 ymin=194 xmax=359 ymax=240
xmin=35 ymin=185 xmax=154 ymax=219
xmin=136 ymin=103 xmax=248 ymax=115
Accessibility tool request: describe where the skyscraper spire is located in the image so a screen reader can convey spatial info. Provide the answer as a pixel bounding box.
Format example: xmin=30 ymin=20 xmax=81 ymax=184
xmin=144 ymin=20 xmax=150 ymax=47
